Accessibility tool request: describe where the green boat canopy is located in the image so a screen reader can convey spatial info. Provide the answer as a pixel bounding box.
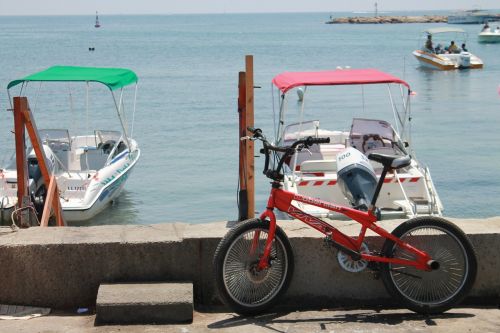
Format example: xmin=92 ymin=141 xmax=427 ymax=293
xmin=7 ymin=66 xmax=138 ymax=91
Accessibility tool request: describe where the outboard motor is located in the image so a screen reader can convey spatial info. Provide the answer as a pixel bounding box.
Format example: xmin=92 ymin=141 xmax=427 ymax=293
xmin=27 ymin=145 xmax=57 ymax=215
xmin=459 ymin=52 xmax=471 ymax=68
xmin=27 ymin=145 xmax=56 ymax=183
xmin=336 ymin=147 xmax=377 ymax=211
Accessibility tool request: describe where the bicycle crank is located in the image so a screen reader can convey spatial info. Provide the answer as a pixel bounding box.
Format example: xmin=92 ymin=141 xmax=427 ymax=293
xmin=337 ymin=242 xmax=370 ymax=273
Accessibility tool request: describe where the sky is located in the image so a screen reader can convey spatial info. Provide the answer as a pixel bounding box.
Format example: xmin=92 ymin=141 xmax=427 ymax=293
xmin=0 ymin=0 xmax=499 ymax=16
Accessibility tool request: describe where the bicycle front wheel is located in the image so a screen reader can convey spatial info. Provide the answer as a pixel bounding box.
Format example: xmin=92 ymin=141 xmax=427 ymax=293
xmin=213 ymin=218 xmax=294 ymax=315
xmin=380 ymin=217 xmax=477 ymax=314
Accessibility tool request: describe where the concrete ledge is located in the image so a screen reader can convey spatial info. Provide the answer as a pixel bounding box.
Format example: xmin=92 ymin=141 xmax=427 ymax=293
xmin=0 ymin=218 xmax=499 ymax=310
xmin=95 ymin=283 xmax=193 ymax=325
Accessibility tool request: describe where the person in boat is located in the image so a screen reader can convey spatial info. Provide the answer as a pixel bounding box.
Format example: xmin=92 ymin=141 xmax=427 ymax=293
xmin=482 ymin=22 xmax=490 ymax=32
xmin=425 ymin=34 xmax=433 ymax=52
xmin=448 ymin=41 xmax=459 ymax=53
xmin=461 ymin=43 xmax=468 ymax=52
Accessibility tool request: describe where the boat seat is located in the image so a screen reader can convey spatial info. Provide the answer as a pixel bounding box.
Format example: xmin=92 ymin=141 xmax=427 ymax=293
xmin=289 ymin=143 xmax=345 ymax=171
xmin=368 ymin=153 xmax=411 ymax=170
xmin=80 ymin=149 xmax=107 ymax=171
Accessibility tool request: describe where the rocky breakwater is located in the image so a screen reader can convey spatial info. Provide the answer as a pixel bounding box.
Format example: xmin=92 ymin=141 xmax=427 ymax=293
xmin=326 ymin=15 xmax=448 ymax=24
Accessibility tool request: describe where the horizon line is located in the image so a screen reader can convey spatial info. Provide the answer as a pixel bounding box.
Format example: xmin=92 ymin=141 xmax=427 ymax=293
xmin=1 ymin=8 xmax=500 ymax=17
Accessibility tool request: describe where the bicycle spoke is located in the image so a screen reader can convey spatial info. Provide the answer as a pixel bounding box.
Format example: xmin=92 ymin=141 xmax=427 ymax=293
xmin=222 ymin=228 xmax=288 ymax=307
xmin=388 ymin=225 xmax=468 ymax=306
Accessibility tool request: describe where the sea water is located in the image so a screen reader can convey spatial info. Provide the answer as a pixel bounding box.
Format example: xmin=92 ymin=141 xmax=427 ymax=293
xmin=0 ymin=12 xmax=499 ymax=225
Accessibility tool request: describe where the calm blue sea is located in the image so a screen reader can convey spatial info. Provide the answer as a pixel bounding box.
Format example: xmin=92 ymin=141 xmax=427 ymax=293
xmin=0 ymin=11 xmax=499 ymax=225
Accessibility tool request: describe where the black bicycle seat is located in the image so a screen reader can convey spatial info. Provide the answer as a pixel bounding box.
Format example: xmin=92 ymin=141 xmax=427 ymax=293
xmin=368 ymin=153 xmax=411 ymax=169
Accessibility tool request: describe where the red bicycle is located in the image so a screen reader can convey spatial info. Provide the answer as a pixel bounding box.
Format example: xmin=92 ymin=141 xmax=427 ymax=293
xmin=214 ymin=128 xmax=477 ymax=315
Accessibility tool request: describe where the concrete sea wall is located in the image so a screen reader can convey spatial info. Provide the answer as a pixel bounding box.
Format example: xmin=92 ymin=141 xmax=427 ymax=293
xmin=0 ymin=218 xmax=498 ymax=310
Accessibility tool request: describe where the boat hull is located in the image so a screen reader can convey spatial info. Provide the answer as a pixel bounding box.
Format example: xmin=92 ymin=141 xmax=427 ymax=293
xmin=413 ymin=50 xmax=483 ymax=70
xmin=61 ymin=149 xmax=140 ymax=222
xmin=478 ymin=33 xmax=500 ymax=43
xmin=0 ymin=142 xmax=140 ymax=225
xmin=278 ymin=119 xmax=443 ymax=220
xmin=282 ymin=164 xmax=442 ymax=220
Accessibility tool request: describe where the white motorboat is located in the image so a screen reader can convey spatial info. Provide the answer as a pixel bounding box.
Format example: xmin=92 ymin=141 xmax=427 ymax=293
xmin=1 ymin=66 xmax=140 ymax=224
xmin=478 ymin=26 xmax=500 ymax=43
xmin=447 ymin=9 xmax=493 ymax=24
xmin=413 ymin=27 xmax=483 ymax=70
xmin=271 ymin=68 xmax=443 ymax=220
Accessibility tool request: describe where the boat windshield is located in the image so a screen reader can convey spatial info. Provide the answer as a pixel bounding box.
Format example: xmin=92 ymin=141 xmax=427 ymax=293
xmin=349 ymin=118 xmax=407 ymax=155
xmin=94 ymin=130 xmax=123 ymax=148
xmin=39 ymin=129 xmax=72 ymax=149
xmin=282 ymin=120 xmax=319 ymax=142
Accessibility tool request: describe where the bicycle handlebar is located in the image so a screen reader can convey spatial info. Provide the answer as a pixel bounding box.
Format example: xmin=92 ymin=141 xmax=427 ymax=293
xmin=247 ymin=127 xmax=262 ymax=137
xmin=304 ymin=136 xmax=331 ymax=146
xmin=246 ymin=127 xmax=330 ymax=181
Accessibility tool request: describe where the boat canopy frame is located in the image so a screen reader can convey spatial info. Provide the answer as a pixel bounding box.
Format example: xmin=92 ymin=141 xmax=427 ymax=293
xmin=416 ymin=27 xmax=469 ymax=52
xmin=271 ymin=69 xmax=413 ymax=152
xmin=7 ymin=66 xmax=139 ymax=151
xmin=423 ymin=27 xmax=467 ymax=35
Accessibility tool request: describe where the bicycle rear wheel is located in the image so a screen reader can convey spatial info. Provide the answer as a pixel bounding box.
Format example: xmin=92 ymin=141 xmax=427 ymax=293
xmin=213 ymin=218 xmax=294 ymax=315
xmin=380 ymin=217 xmax=477 ymax=314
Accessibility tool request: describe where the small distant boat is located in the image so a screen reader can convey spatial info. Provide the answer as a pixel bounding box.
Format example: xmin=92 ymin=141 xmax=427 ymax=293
xmin=413 ymin=27 xmax=483 ymax=70
xmin=478 ymin=25 xmax=500 ymax=43
xmin=95 ymin=11 xmax=101 ymax=28
xmin=447 ymin=9 xmax=494 ymax=24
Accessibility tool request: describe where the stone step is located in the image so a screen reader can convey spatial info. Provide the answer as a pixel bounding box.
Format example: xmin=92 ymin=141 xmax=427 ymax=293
xmin=95 ymin=282 xmax=193 ymax=325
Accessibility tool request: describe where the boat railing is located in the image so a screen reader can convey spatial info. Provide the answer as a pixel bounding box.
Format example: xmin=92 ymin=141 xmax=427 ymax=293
xmin=423 ymin=166 xmax=442 ymax=215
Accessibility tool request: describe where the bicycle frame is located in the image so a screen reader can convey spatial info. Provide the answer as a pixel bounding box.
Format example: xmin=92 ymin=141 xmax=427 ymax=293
xmin=256 ymin=184 xmax=433 ymax=272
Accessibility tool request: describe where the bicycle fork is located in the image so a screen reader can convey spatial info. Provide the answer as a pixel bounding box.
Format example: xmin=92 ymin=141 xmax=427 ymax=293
xmin=253 ymin=208 xmax=277 ymax=271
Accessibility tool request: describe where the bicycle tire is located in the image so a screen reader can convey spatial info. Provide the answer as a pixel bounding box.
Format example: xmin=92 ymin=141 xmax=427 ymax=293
xmin=380 ymin=216 xmax=477 ymax=314
xmin=213 ymin=218 xmax=294 ymax=315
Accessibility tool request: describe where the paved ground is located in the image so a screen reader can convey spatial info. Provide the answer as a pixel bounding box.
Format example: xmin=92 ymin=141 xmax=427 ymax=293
xmin=0 ymin=307 xmax=499 ymax=333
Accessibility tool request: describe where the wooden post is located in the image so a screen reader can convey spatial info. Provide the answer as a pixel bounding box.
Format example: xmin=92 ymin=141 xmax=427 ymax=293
xmin=12 ymin=96 xmax=65 ymax=227
xmin=238 ymin=71 xmax=248 ymax=221
xmin=40 ymin=175 xmax=57 ymax=227
xmin=244 ymin=55 xmax=255 ymax=219
xmin=22 ymin=104 xmax=53 ymax=186
xmin=13 ymin=97 xmax=30 ymax=227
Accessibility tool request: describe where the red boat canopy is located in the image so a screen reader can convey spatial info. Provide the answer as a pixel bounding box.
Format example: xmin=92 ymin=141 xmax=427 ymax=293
xmin=272 ymin=69 xmax=410 ymax=93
